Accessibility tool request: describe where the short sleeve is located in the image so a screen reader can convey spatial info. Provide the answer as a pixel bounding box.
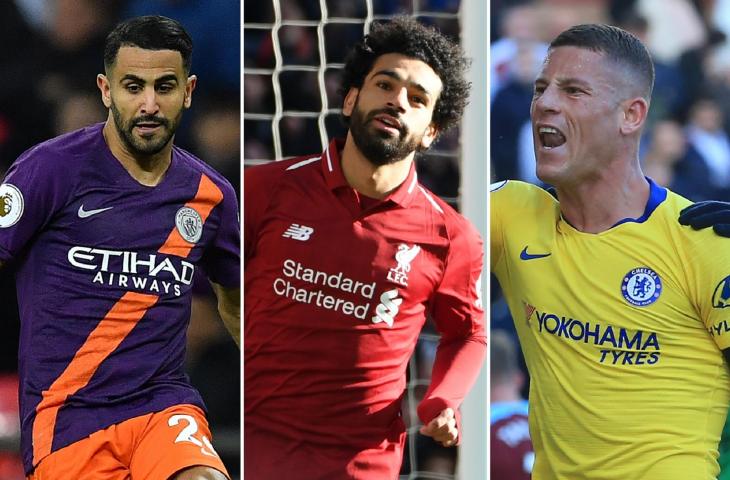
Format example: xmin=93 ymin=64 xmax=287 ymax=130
xmin=0 ymin=147 xmax=69 ymax=262
xmin=688 ymin=232 xmax=730 ymax=350
xmin=201 ymin=178 xmax=241 ymax=287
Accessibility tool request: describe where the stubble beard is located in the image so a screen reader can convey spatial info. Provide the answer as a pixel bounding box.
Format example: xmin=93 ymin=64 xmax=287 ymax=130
xmin=110 ymin=101 xmax=183 ymax=157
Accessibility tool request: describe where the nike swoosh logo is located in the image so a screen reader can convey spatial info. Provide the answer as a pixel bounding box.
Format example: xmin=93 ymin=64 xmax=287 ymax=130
xmin=78 ymin=205 xmax=113 ymax=218
xmin=520 ymin=246 xmax=551 ymax=260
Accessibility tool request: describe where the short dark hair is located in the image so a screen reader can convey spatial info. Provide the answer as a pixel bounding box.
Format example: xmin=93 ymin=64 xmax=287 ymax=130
xmin=340 ymin=16 xmax=470 ymax=134
xmin=104 ymin=15 xmax=193 ymax=74
xmin=550 ymin=23 xmax=654 ymax=100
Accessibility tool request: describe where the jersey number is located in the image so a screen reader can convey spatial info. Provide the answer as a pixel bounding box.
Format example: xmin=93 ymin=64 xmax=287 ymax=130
xmin=168 ymin=414 xmax=219 ymax=457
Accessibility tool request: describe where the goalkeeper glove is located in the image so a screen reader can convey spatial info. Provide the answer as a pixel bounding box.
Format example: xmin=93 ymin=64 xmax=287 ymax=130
xmin=679 ymin=201 xmax=730 ymax=237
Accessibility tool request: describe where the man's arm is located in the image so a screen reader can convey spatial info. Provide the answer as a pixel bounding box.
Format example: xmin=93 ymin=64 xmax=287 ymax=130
xmin=679 ymin=201 xmax=730 ymax=237
xmin=417 ymin=219 xmax=486 ymax=447
xmin=209 ymin=281 xmax=240 ymax=347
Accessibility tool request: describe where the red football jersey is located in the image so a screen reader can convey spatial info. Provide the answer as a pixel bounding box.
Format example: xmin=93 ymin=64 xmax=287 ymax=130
xmin=244 ymin=139 xmax=485 ymax=479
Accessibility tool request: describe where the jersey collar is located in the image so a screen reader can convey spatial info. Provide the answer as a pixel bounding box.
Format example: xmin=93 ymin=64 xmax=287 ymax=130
xmin=320 ymin=138 xmax=420 ymax=208
xmin=611 ymin=177 xmax=667 ymax=227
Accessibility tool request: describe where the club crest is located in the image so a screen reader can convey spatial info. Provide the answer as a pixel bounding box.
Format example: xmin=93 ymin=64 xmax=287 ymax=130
xmin=175 ymin=206 xmax=203 ymax=243
xmin=621 ymin=267 xmax=662 ymax=307
xmin=387 ymin=244 xmax=420 ymax=287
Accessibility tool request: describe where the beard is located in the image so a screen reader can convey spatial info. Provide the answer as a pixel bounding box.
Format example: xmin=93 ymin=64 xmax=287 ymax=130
xmin=349 ymin=101 xmax=424 ymax=166
xmin=110 ymin=100 xmax=182 ymax=156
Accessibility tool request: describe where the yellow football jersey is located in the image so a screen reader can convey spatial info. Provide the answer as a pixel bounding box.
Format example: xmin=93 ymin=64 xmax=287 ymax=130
xmin=491 ymin=179 xmax=730 ymax=480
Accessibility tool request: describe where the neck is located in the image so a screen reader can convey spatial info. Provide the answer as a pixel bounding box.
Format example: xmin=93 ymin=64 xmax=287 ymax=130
xmin=556 ymin=163 xmax=650 ymax=234
xmin=340 ymin=132 xmax=414 ymax=199
xmin=103 ymin=121 xmax=173 ymax=187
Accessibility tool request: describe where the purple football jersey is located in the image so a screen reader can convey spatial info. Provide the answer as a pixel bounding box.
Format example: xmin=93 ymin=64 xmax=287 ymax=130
xmin=0 ymin=123 xmax=239 ymax=473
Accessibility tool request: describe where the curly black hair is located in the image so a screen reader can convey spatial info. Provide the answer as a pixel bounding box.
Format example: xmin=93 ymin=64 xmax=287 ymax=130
xmin=340 ymin=17 xmax=471 ymax=135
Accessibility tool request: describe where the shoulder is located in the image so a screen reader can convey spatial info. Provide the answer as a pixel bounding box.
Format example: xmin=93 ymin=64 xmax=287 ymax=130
xmin=418 ymin=183 xmax=482 ymax=247
xmin=173 ymin=145 xmax=237 ymax=199
xmin=491 ymin=179 xmax=558 ymax=218
xmin=244 ymin=154 xmax=323 ymax=187
xmin=10 ymin=124 xmax=104 ymax=175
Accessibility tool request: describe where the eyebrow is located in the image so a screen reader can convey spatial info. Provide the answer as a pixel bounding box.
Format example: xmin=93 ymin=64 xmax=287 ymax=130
xmin=372 ymin=69 xmax=431 ymax=97
xmin=120 ymin=74 xmax=180 ymax=85
xmin=535 ymin=76 xmax=590 ymax=87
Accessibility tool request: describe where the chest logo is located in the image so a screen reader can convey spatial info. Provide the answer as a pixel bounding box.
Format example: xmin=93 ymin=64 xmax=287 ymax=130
xmin=372 ymin=289 xmax=402 ymax=328
xmin=387 ymin=244 xmax=421 ymax=287
xmin=621 ymin=267 xmax=662 ymax=307
xmin=282 ymin=224 xmax=313 ymax=241
xmin=175 ymin=207 xmax=203 ymax=243
xmin=712 ymin=275 xmax=730 ymax=308
xmin=78 ymin=204 xmax=113 ymax=218
xmin=520 ymin=246 xmax=551 ymax=260
xmin=0 ymin=184 xmax=23 ymax=228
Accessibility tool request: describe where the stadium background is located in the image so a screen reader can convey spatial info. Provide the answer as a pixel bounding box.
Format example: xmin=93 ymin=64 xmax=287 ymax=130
xmin=0 ymin=1 xmax=241 ymax=478
xmin=491 ymin=0 xmax=730 ymax=478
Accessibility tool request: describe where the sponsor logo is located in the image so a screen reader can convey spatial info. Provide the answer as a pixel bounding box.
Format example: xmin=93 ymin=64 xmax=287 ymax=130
xmin=621 ymin=267 xmax=662 ymax=307
xmin=0 ymin=184 xmax=23 ymax=228
xmin=708 ymin=319 xmax=730 ymax=337
xmin=77 ymin=204 xmax=113 ymax=218
xmin=519 ymin=246 xmax=551 ymax=261
xmin=175 ymin=207 xmax=203 ymax=243
xmin=273 ymin=259 xmax=375 ymax=320
xmin=67 ymin=246 xmax=194 ymax=297
xmin=387 ymin=244 xmax=420 ymax=286
xmin=372 ymin=289 xmax=402 ymax=328
xmin=523 ymin=301 xmax=536 ymax=325
xmin=712 ymin=275 xmax=730 ymax=309
xmin=282 ymin=223 xmax=313 ymax=241
xmin=534 ymin=309 xmax=661 ymax=365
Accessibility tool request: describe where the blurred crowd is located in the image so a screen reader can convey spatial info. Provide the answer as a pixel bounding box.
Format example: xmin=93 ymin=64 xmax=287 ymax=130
xmin=491 ymin=1 xmax=730 ymax=477
xmin=0 ymin=1 xmax=240 ymax=478
xmin=243 ymin=0 xmax=464 ymax=209
xmin=491 ymin=0 xmax=730 ymax=202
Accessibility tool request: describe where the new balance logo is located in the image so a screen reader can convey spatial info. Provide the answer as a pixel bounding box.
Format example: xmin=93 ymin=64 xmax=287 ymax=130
xmin=282 ymin=224 xmax=314 ymax=241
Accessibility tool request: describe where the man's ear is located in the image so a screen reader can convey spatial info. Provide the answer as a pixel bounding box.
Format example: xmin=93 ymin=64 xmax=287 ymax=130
xmin=184 ymin=75 xmax=197 ymax=109
xmin=620 ymin=96 xmax=649 ymax=136
xmin=419 ymin=123 xmax=439 ymax=150
xmin=97 ymin=74 xmax=112 ymax=108
xmin=342 ymin=87 xmax=359 ymax=117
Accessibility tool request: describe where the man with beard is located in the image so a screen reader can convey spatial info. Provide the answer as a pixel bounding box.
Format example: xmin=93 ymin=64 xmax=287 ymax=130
xmin=244 ymin=17 xmax=485 ymax=479
xmin=0 ymin=16 xmax=239 ymax=480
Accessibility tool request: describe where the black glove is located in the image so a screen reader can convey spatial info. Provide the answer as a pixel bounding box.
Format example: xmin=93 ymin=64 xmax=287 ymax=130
xmin=679 ymin=201 xmax=730 ymax=237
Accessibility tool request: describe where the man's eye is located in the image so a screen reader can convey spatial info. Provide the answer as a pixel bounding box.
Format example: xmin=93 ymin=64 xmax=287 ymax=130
xmin=376 ymin=81 xmax=391 ymax=90
xmin=157 ymin=84 xmax=174 ymax=93
xmin=126 ymin=84 xmax=141 ymax=93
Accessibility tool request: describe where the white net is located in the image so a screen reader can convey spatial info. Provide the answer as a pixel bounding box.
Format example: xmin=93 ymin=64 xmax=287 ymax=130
xmin=244 ymin=1 xmax=484 ymax=478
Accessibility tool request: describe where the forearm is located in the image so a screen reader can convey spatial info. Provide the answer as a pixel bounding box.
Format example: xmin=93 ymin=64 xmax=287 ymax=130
xmin=210 ymin=282 xmax=240 ymax=347
xmin=417 ymin=334 xmax=487 ymax=425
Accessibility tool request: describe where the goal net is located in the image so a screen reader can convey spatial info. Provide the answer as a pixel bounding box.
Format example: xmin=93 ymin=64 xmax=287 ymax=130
xmin=243 ymin=1 xmax=487 ymax=477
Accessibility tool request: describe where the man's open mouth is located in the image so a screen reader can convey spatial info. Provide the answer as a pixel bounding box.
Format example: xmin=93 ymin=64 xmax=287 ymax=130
xmin=538 ymin=126 xmax=566 ymax=149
